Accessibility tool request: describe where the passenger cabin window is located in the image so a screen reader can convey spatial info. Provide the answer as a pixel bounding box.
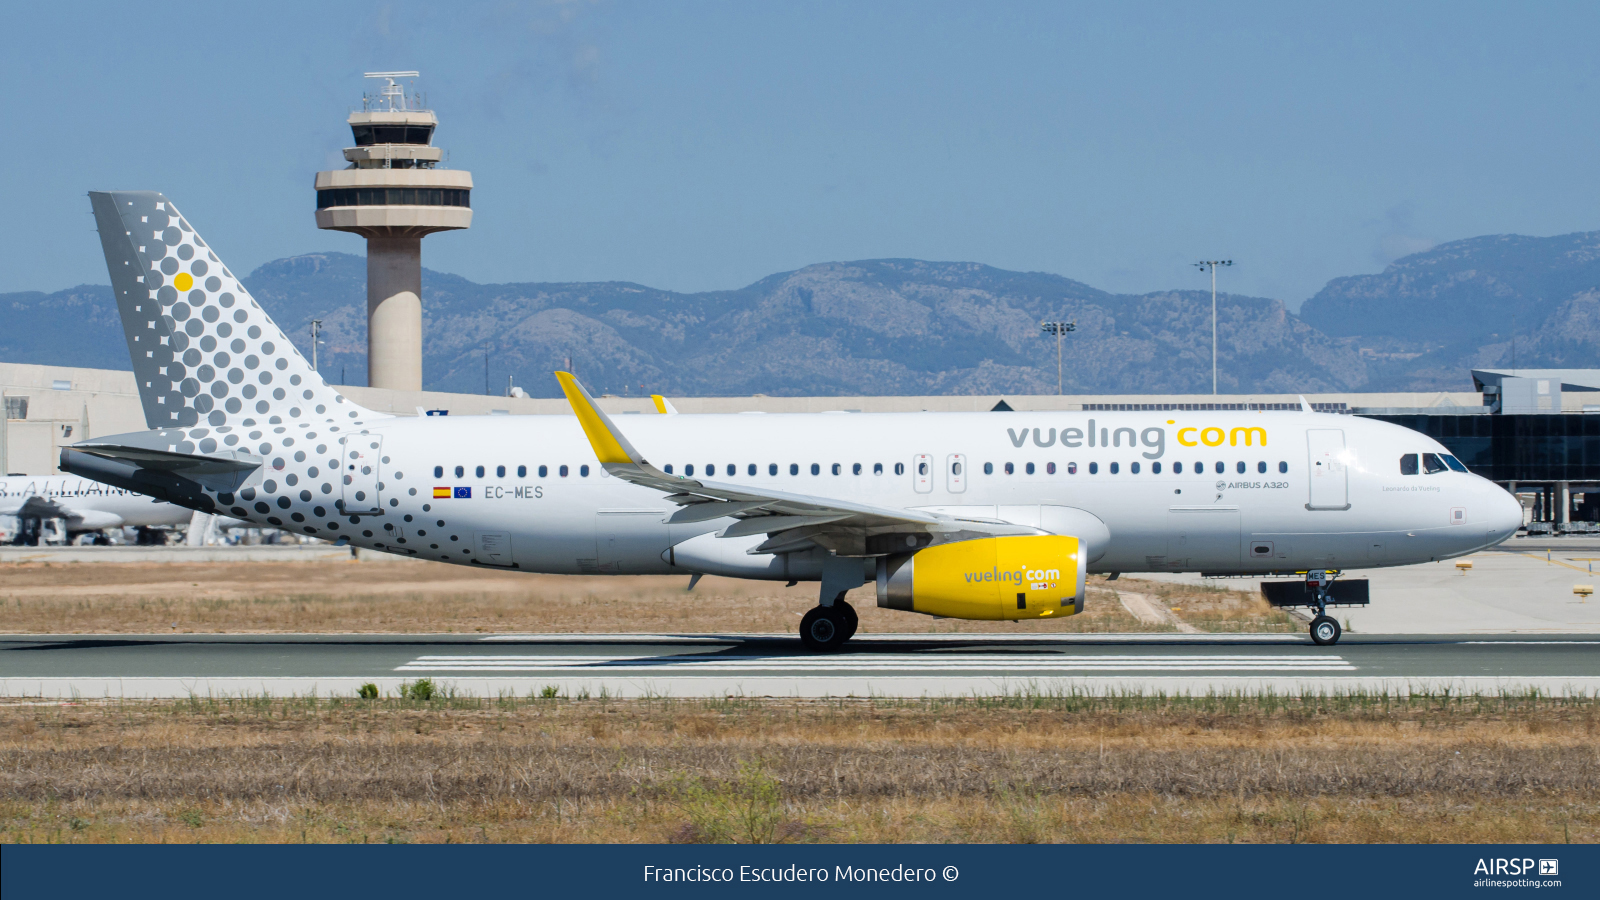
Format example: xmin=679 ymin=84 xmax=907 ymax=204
xmin=1151 ymin=462 xmax=1161 ymax=473
xmin=1236 ymin=461 xmax=1245 ymax=474
xmin=664 ymin=464 xmax=674 ymax=474
xmin=790 ymin=464 xmax=800 ymax=475
xmin=1046 ymin=462 xmax=1056 ymax=474
xmin=769 ymin=463 xmax=778 ymax=476
xmin=1067 ymin=462 xmax=1077 ymax=474
xmin=832 ymin=463 xmax=841 ymax=475
xmin=539 ymin=465 xmax=548 ymax=477
xmin=811 ymin=463 xmax=821 ymax=475
xmin=1173 ymin=462 xmax=1183 ymax=474
xmin=984 ymin=462 xmax=994 ymax=475
xmin=1422 ymin=452 xmax=1448 ymax=474
xmin=1109 ymin=462 xmax=1119 ymax=474
xmin=1214 ymin=461 xmax=1224 ymax=474
xmin=748 ymin=464 xmax=757 ymax=476
xmin=852 ymin=463 xmax=862 ymax=475
xmin=580 ymin=465 xmax=590 ymax=477
xmin=559 ymin=465 xmax=569 ymax=477
xmin=1278 ymin=461 xmax=1288 ymax=473
xmin=1088 ymin=462 xmax=1098 ymax=474
xmin=476 ymin=466 xmax=485 ymax=478
xmin=1399 ymin=454 xmax=1419 ymax=475
xmin=1130 ymin=462 xmax=1140 ymax=474
xmin=496 ymin=465 xmax=506 ymax=478
xmin=1025 ymin=462 xmax=1035 ymax=475
xmin=894 ymin=463 xmax=905 ymax=476
xmin=873 ymin=463 xmax=883 ymax=475
xmin=434 ymin=465 xmax=443 ymax=478
xmin=1257 ymin=461 xmax=1266 ymax=474
xmin=455 ymin=465 xmax=464 ymax=478
xmin=919 ymin=461 xmax=929 ymax=475
xmin=727 ymin=464 xmax=736 ymax=476
xmin=1003 ymin=462 xmax=1014 ymax=475
xmin=517 ymin=465 xmax=526 ymax=477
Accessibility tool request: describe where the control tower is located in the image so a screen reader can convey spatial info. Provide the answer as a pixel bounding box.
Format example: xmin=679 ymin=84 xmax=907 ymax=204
xmin=314 ymin=72 xmax=472 ymax=391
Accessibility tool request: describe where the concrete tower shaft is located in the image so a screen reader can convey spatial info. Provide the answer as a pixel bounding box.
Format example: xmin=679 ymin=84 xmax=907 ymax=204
xmin=313 ymin=72 xmax=472 ymax=391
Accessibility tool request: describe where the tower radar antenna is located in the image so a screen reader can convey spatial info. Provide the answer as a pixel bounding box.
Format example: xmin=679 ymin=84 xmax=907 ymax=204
xmin=363 ymin=71 xmax=422 ymax=111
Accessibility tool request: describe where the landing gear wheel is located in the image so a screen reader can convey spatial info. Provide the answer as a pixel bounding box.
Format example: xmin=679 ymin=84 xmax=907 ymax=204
xmin=1309 ymin=615 xmax=1342 ymax=646
xmin=800 ymin=605 xmax=850 ymax=652
xmin=834 ymin=600 xmax=859 ymax=641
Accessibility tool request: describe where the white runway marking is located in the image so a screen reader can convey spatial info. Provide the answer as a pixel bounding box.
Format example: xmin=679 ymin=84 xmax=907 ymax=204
xmin=394 ymin=653 xmax=1356 ymax=673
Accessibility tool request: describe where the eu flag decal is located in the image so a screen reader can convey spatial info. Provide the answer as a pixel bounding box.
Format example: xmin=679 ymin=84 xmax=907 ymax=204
xmin=453 ymin=486 xmax=472 ymax=499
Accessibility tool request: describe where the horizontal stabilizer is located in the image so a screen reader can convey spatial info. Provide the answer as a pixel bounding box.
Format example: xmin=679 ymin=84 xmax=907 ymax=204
xmin=61 ymin=430 xmax=263 ymax=507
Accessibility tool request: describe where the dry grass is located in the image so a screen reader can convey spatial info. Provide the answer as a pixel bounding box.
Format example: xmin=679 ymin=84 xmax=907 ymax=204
xmin=1 ymin=693 xmax=1595 ymax=844
xmin=0 ymin=560 xmax=1290 ymax=634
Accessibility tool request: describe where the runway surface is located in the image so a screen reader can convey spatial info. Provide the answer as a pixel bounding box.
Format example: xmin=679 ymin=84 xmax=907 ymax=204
xmin=2 ymin=632 xmax=1597 ymax=698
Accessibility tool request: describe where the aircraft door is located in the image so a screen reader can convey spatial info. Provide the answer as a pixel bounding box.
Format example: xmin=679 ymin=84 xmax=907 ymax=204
xmin=1306 ymin=429 xmax=1350 ymax=510
xmin=340 ymin=434 xmax=382 ymax=515
xmin=946 ymin=454 xmax=967 ymax=493
xmin=913 ymin=454 xmax=933 ymax=493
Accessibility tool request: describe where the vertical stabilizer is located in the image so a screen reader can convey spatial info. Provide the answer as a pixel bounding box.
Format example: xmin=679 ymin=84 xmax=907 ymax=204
xmin=88 ymin=191 xmax=377 ymax=431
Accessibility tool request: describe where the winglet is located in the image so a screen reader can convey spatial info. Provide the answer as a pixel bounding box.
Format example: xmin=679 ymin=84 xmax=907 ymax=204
xmin=1298 ymin=395 xmax=1312 ymax=414
xmin=651 ymin=394 xmax=679 ymax=415
xmin=555 ymin=371 xmax=644 ymax=465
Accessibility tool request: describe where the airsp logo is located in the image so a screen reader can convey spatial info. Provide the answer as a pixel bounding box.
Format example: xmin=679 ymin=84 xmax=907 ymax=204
xmin=1540 ymin=859 xmax=1559 ymax=876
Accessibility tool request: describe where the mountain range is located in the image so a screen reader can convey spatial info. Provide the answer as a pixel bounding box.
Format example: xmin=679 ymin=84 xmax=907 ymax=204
xmin=4 ymin=230 xmax=1598 ymax=398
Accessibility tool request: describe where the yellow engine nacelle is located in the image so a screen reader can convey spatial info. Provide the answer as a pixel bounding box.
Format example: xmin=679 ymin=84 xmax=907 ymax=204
xmin=875 ymin=534 xmax=1086 ymax=621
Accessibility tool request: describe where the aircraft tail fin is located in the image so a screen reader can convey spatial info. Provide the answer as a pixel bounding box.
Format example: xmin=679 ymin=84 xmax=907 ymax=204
xmin=87 ymin=191 xmax=376 ymax=433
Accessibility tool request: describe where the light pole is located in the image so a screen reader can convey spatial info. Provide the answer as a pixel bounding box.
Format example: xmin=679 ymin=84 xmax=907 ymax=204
xmin=1040 ymin=321 xmax=1076 ymax=395
xmin=1193 ymin=260 xmax=1232 ymax=394
xmin=309 ymin=319 xmax=324 ymax=371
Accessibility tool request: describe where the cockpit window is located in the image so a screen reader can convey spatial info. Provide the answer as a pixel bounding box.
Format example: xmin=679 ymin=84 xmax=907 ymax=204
xmin=1399 ymin=454 xmax=1418 ymax=475
xmin=1422 ymin=452 xmax=1448 ymax=474
xmin=1441 ymin=454 xmax=1468 ymax=473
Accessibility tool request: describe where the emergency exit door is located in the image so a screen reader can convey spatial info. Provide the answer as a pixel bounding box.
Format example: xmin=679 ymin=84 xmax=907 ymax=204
xmin=1306 ymin=429 xmax=1350 ymax=511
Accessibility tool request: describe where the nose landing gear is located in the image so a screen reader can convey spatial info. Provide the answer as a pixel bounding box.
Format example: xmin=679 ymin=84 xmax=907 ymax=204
xmin=1306 ymin=570 xmax=1342 ymax=646
xmin=1309 ymin=614 xmax=1342 ymax=646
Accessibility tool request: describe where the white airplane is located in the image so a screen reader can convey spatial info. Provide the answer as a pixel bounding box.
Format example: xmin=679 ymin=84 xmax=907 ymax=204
xmin=63 ymin=191 xmax=1523 ymax=648
xmin=1 ymin=474 xmax=191 ymax=543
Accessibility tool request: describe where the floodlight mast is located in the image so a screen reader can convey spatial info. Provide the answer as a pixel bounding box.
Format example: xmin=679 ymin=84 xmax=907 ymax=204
xmin=1194 ymin=260 xmax=1232 ymax=394
xmin=1040 ymin=321 xmax=1076 ymax=395
xmin=309 ymin=319 xmax=324 ymax=371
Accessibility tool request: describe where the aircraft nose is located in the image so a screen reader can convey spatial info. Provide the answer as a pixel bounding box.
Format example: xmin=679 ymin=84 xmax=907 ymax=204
xmin=1485 ymin=484 xmax=1523 ymax=543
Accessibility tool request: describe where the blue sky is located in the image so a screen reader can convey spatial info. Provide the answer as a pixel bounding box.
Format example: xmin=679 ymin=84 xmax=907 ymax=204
xmin=5 ymin=1 xmax=1598 ymax=308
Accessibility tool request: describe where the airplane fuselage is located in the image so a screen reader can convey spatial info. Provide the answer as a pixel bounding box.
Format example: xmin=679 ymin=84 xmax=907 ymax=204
xmin=248 ymin=408 xmax=1520 ymax=577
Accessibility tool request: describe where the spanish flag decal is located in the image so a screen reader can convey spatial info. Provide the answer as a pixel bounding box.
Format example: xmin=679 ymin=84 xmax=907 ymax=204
xmin=433 ymin=487 xmax=450 ymax=499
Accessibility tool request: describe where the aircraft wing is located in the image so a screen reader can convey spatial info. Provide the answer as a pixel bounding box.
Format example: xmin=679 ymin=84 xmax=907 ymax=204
xmin=556 ymin=372 xmax=1027 ymax=556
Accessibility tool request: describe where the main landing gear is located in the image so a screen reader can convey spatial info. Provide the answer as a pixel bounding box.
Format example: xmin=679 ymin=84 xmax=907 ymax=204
xmin=800 ymin=556 xmax=867 ymax=652
xmin=1305 ymin=570 xmax=1342 ymax=646
xmin=799 ymin=600 xmax=858 ymax=652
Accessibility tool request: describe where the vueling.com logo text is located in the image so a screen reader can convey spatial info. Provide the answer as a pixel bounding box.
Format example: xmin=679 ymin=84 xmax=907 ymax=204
xmin=964 ymin=567 xmax=1060 ymax=584
xmin=1177 ymin=426 xmax=1267 ymax=448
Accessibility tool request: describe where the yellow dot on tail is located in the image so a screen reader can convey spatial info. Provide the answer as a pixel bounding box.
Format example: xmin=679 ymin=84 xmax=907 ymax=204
xmin=173 ymin=273 xmax=193 ymax=291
